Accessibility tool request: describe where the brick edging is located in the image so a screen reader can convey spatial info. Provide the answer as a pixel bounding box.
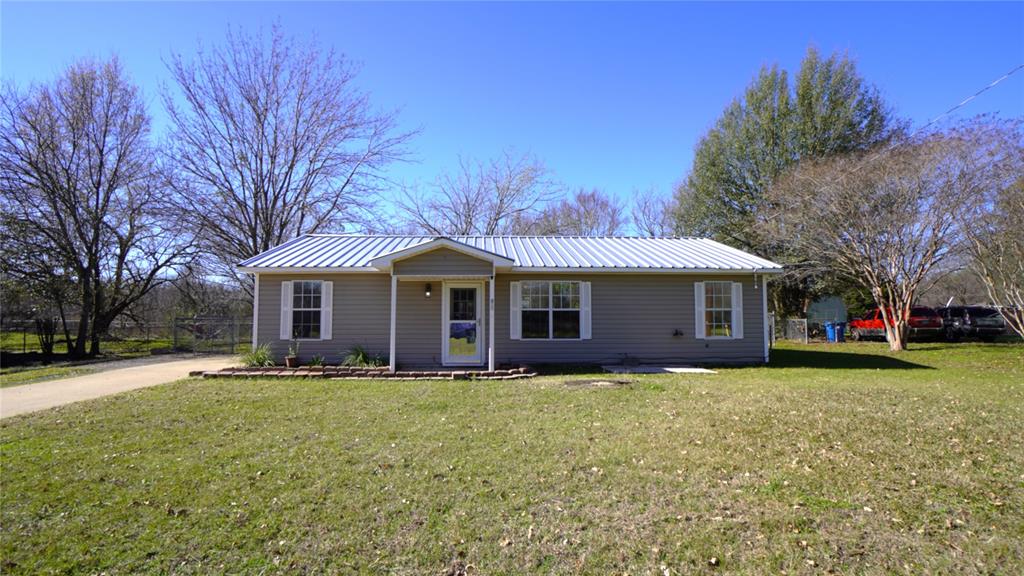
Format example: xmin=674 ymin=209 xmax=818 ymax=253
xmin=192 ymin=366 xmax=537 ymax=380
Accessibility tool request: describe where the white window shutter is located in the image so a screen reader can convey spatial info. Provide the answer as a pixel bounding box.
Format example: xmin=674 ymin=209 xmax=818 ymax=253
xmin=580 ymin=281 xmax=592 ymax=339
xmin=694 ymin=282 xmax=706 ymax=340
xmin=510 ymin=281 xmax=521 ymax=340
xmin=320 ymin=281 xmax=333 ymax=340
xmin=732 ymin=282 xmax=744 ymax=339
xmin=279 ymin=281 xmax=293 ymax=340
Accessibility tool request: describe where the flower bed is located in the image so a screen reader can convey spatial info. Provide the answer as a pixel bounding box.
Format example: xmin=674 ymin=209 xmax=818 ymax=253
xmin=192 ymin=365 xmax=536 ymax=380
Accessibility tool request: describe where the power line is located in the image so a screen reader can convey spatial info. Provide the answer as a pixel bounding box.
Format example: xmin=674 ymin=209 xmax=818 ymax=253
xmin=913 ymin=62 xmax=1024 ymax=136
xmin=845 ymin=62 xmax=1023 ymax=174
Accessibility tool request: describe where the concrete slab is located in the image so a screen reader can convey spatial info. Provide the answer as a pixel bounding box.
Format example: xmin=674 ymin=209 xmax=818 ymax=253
xmin=1 ymin=355 xmax=238 ymax=418
xmin=602 ymin=365 xmax=717 ymax=375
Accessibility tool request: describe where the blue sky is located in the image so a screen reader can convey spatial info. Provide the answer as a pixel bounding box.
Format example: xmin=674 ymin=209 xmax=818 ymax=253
xmin=3 ymin=2 xmax=1023 ymax=208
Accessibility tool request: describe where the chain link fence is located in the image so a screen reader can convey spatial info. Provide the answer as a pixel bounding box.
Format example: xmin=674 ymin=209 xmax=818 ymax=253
xmin=1 ymin=317 xmax=250 ymax=356
xmin=781 ymin=318 xmax=809 ymax=344
xmin=172 ymin=316 xmax=252 ymax=354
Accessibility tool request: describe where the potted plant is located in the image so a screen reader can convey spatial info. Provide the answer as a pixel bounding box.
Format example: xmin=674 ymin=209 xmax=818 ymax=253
xmin=285 ymin=340 xmax=300 ymax=368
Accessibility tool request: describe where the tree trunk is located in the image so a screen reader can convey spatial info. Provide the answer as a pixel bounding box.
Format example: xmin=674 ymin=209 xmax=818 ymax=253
xmin=771 ymin=290 xmax=785 ymax=320
xmin=57 ymin=300 xmax=74 ymax=356
xmin=73 ymin=281 xmax=92 ymax=358
xmin=876 ymin=305 xmax=908 ymax=352
xmin=89 ymin=331 xmax=102 ymax=356
xmin=91 ymin=313 xmax=118 ymax=357
xmin=89 ymin=271 xmax=104 ymax=356
xmin=886 ymin=321 xmax=907 ymax=351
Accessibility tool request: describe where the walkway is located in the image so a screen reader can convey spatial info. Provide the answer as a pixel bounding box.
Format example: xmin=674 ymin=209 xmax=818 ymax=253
xmin=0 ymin=355 xmax=238 ymax=418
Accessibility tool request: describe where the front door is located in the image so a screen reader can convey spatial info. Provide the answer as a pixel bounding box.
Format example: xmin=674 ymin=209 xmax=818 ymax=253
xmin=443 ymin=282 xmax=483 ymax=365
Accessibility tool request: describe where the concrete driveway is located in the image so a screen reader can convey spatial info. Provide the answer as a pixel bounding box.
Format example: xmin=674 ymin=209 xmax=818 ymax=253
xmin=0 ymin=355 xmax=238 ymax=419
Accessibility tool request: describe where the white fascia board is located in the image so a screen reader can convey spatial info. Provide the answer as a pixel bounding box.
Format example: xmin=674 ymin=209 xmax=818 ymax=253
xmin=504 ymin=266 xmax=784 ymax=274
xmin=237 ymin=265 xmax=783 ymax=275
xmin=235 ymin=266 xmax=384 ymax=274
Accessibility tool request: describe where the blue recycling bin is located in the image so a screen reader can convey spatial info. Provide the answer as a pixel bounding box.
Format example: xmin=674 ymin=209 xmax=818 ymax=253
xmin=835 ymin=322 xmax=846 ymax=342
xmin=824 ymin=321 xmax=837 ymax=342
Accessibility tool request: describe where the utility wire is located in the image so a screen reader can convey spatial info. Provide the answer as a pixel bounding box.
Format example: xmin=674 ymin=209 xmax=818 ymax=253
xmin=845 ymin=62 xmax=1024 ymax=174
xmin=912 ymin=62 xmax=1024 ymax=137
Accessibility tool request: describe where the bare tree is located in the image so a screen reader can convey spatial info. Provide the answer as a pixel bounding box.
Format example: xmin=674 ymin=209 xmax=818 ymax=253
xmin=917 ymin=264 xmax=988 ymax=308
xmin=964 ymin=176 xmax=1024 ymax=337
xmin=0 ymin=218 xmax=79 ymax=354
xmin=168 ymin=262 xmax=250 ymax=319
xmin=528 ymin=188 xmax=624 ymax=236
xmin=399 ymin=150 xmax=557 ymax=235
xmin=766 ymin=124 xmax=1010 ymax=351
xmin=0 ymin=58 xmax=192 ymax=357
xmin=631 ymin=187 xmax=676 ymax=237
xmin=163 ymin=25 xmax=413 ymax=285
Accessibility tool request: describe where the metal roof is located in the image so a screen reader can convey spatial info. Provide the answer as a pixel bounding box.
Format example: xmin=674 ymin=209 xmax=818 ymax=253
xmin=238 ymin=235 xmax=783 ymax=272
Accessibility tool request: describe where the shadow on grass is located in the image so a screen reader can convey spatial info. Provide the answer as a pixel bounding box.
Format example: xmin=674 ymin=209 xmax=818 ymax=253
xmin=769 ymin=348 xmax=933 ymax=370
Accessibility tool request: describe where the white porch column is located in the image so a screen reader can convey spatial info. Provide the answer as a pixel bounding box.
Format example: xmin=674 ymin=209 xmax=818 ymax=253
xmin=389 ymin=274 xmax=397 ymax=372
xmin=251 ymin=272 xmax=260 ymax=351
xmin=488 ymin=275 xmax=495 ymax=371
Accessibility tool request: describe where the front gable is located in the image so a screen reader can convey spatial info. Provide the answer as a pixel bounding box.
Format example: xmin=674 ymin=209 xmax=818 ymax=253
xmin=392 ymin=247 xmax=494 ymax=276
xmin=368 ymin=237 xmax=514 ymax=275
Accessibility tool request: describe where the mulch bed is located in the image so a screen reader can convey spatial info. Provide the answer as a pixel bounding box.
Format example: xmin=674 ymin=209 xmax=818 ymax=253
xmin=192 ymin=365 xmax=537 ymax=381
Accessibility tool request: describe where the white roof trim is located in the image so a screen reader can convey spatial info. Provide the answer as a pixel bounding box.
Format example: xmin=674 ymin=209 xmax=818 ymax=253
xmin=236 ymin=266 xmax=383 ymax=274
xmin=368 ymin=237 xmax=515 ymax=271
xmin=506 ymin=266 xmax=783 ymax=274
xmin=237 ymin=266 xmax=781 ymax=275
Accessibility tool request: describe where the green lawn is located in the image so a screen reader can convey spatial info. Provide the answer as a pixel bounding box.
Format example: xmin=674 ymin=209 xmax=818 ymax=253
xmin=1 ymin=342 xmax=1022 ymax=574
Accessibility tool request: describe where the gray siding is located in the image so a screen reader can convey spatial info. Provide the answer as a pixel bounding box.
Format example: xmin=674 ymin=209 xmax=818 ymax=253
xmin=256 ymin=272 xmax=766 ymax=367
xmin=494 ymin=273 xmax=765 ymax=365
xmin=257 ymin=273 xmax=391 ymax=363
xmin=395 ymin=280 xmax=442 ymax=367
xmin=393 ymin=248 xmax=492 ymax=276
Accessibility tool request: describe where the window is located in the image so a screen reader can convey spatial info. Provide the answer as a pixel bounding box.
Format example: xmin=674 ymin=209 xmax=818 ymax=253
xmin=520 ymin=281 xmax=581 ymax=339
xmin=292 ymin=280 xmax=322 ymax=339
xmin=704 ymin=281 xmax=733 ymax=338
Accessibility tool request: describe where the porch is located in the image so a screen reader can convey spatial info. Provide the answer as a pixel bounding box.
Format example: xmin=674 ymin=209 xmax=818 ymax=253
xmin=371 ymin=239 xmax=514 ymax=373
xmin=389 ymin=274 xmax=496 ymax=371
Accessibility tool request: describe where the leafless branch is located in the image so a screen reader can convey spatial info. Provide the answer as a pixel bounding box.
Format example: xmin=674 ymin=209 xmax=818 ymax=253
xmin=162 ymin=24 xmax=414 ymax=286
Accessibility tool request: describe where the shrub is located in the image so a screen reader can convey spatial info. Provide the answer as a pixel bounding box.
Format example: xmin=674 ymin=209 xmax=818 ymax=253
xmin=308 ymin=354 xmax=325 ymax=367
xmin=343 ymin=345 xmax=387 ymax=367
xmin=241 ymin=344 xmax=275 ymax=367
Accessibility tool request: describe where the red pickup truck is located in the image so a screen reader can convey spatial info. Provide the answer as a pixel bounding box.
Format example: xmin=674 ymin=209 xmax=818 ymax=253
xmin=849 ymin=307 xmax=944 ymax=341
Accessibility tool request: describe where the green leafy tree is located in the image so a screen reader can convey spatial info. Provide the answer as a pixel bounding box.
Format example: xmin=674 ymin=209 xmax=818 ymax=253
xmin=675 ymin=46 xmax=903 ymax=315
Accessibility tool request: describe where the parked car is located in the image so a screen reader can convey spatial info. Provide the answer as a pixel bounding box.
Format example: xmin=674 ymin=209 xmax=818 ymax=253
xmin=849 ymin=307 xmax=944 ymax=341
xmin=938 ymin=306 xmax=1005 ymax=342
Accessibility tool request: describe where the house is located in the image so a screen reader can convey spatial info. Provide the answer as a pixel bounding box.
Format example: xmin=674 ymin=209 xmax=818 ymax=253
xmin=238 ymin=235 xmax=783 ymax=370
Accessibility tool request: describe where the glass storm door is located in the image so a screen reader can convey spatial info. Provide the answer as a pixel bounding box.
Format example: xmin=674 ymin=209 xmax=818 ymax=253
xmin=444 ymin=283 xmax=482 ymax=365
